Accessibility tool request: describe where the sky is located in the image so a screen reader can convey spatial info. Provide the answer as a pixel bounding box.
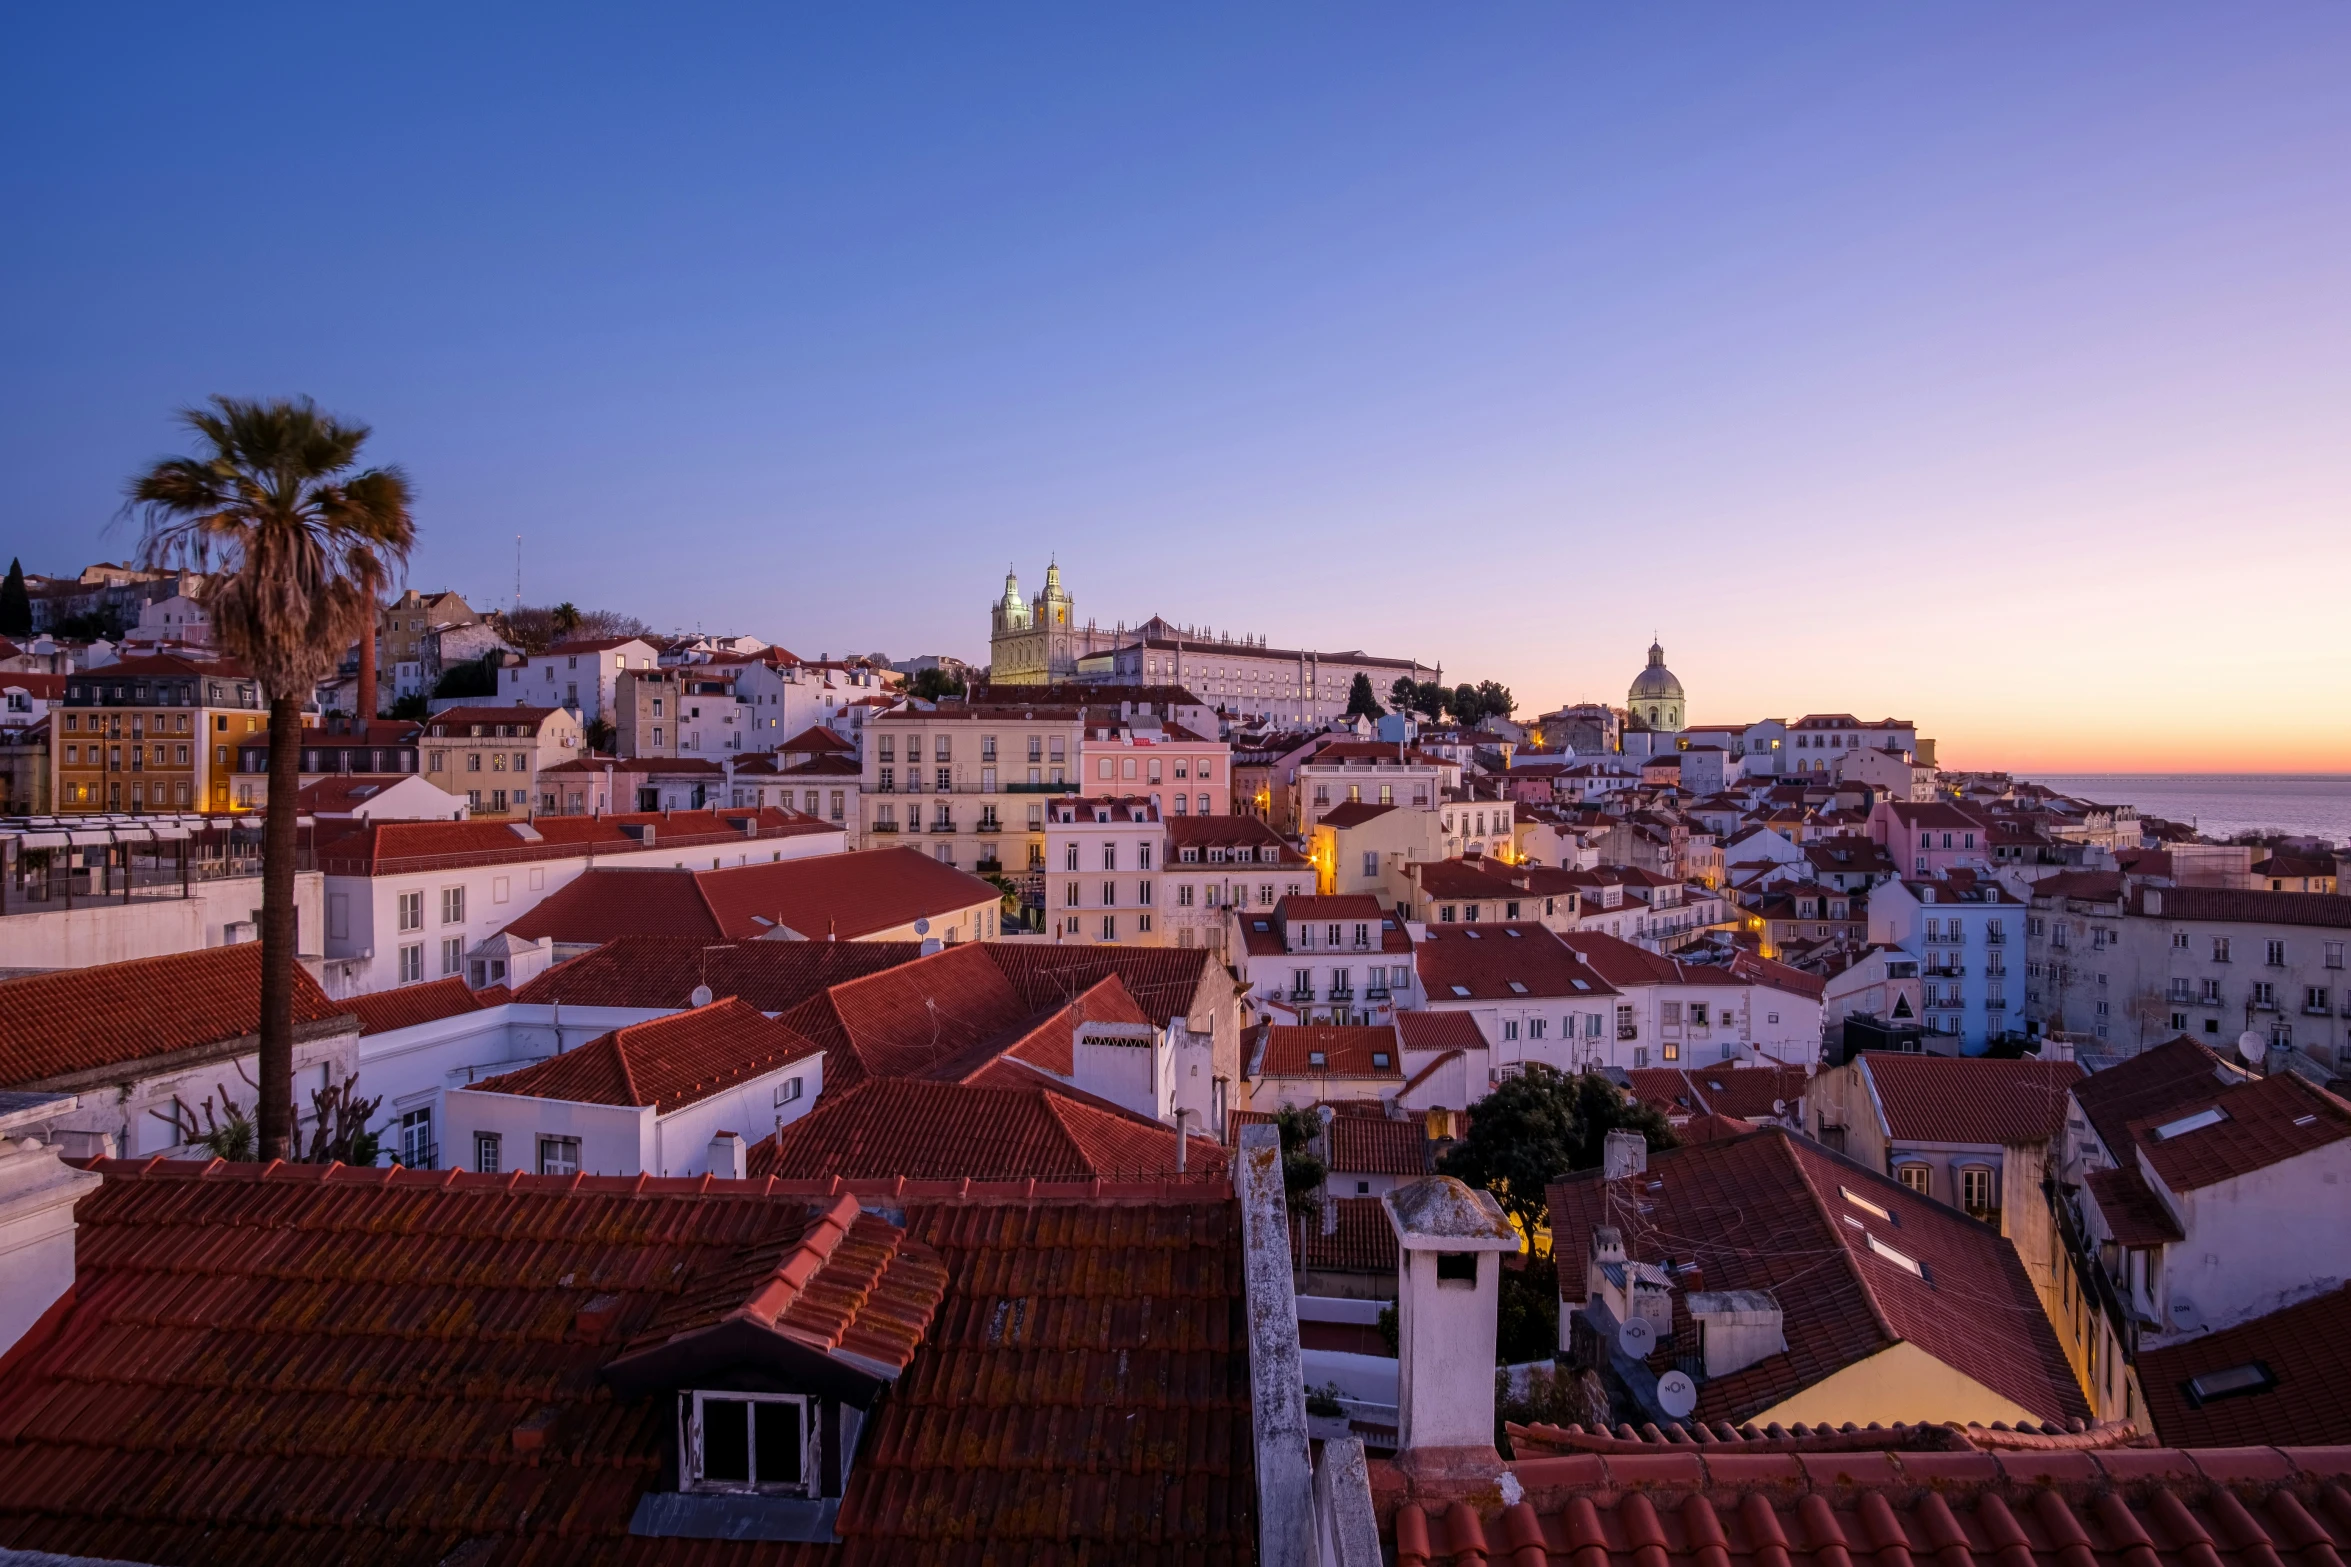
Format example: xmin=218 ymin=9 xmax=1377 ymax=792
xmin=4 ymin=5 xmax=2347 ymax=772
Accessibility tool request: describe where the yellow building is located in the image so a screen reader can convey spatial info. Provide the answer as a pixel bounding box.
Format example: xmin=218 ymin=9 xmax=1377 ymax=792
xmin=53 ymin=654 xmax=268 ymax=814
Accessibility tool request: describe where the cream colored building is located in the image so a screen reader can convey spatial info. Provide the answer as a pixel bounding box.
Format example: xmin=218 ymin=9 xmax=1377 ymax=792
xmin=418 ymin=706 xmax=583 ymax=818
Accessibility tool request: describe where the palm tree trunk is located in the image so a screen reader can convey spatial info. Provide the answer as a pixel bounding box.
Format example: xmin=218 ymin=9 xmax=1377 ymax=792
xmin=259 ymin=693 xmax=303 ymax=1160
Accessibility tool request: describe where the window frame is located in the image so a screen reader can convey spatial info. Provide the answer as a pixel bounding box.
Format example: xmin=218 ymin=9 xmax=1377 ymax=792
xmin=681 ymin=1389 xmax=818 ymax=1497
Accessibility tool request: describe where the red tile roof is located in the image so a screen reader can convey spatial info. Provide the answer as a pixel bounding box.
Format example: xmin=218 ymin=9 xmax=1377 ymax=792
xmin=2085 ymin=1163 xmax=2185 ymax=1246
xmin=0 ymin=943 xmax=348 ymax=1088
xmin=2138 ymin=1284 xmax=2351 ymax=1447
xmin=1257 ymin=1024 xmax=1404 ymax=1078
xmin=1859 ymin=1054 xmax=2085 ymax=1147
xmin=0 ymin=1160 xmax=1253 ymax=1565
xmin=1314 ymin=801 xmax=1398 ymax=829
xmin=2128 ymin=885 xmax=2351 ymax=929
xmin=422 ymin=704 xmax=563 ymax=731
xmin=1549 ymin=1126 xmax=2091 ymax=1428
xmin=510 ymin=934 xmax=922 ymax=1010
xmin=2073 ymin=1036 xmax=2240 ymax=1162
xmin=1397 ymin=1010 xmax=1487 ymax=1055
xmin=2129 ymin=1070 xmax=2351 ymax=1192
xmin=1417 ymin=923 xmax=1619 ymax=1002
xmin=1557 ymin=930 xmax=1756 ymax=990
xmin=317 ymin=807 xmax=834 ymax=875
xmin=1627 ymin=1065 xmax=1808 ymax=1122
xmin=1327 ymin=1113 xmax=1430 ymax=1176
xmin=343 ymin=975 xmax=501 ymax=1037
xmin=1295 ymin=1193 xmax=1400 ymax=1274
xmin=777 ymin=724 xmax=853 ymax=753
xmin=747 ymin=1076 xmax=1225 ymax=1181
xmin=470 ymin=997 xmax=819 ymax=1113
xmin=500 ymin=846 xmax=995 ymax=944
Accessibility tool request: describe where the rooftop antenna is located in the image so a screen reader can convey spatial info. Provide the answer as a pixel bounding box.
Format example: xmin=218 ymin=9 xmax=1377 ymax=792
xmin=515 ymin=535 xmax=523 ymax=611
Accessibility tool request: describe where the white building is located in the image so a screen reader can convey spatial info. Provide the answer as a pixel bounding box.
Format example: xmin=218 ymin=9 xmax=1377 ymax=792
xmin=1231 ymin=894 xmax=1416 ymax=1027
xmin=498 ymin=636 xmax=659 ymax=727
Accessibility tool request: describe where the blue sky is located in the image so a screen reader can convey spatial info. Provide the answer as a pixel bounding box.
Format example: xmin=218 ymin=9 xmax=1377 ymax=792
xmin=5 ymin=5 xmax=2347 ymax=767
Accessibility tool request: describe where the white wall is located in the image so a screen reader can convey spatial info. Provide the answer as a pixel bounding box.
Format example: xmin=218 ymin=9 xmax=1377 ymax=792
xmin=444 ymin=1086 xmax=650 ymax=1176
xmin=0 ymin=871 xmax=325 ymax=975
xmin=648 ymin=1056 xmax=823 ymax=1176
xmin=29 ymin=1029 xmax=360 ymax=1160
xmin=2150 ymin=1141 xmax=2351 ymax=1335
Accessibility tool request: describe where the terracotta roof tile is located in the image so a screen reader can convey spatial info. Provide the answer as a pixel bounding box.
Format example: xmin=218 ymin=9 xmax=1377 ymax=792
xmin=0 ymin=944 xmax=346 ymax=1088
xmin=1294 ymin=1194 xmax=1399 ymax=1273
xmin=343 ymin=975 xmax=499 ymax=1037
xmin=317 ymin=807 xmax=833 ymax=876
xmin=1326 ymin=1114 xmax=1429 ymax=1176
xmin=2073 ymin=1035 xmax=2239 ymax=1162
xmin=1418 ymin=923 xmax=1619 ymax=1001
xmin=0 ymin=1161 xmax=1253 ymax=1565
xmin=1548 ymin=1126 xmax=2091 ymax=1428
xmin=2129 ymin=1070 xmax=2351 ymax=1191
xmin=471 ymin=997 xmax=819 ymax=1112
xmin=1397 ymin=1011 xmax=1487 ymax=1055
xmin=1859 ymin=1054 xmax=2084 ymax=1146
xmin=2128 ymin=885 xmax=2351 ymax=929
xmin=510 ymin=934 xmax=922 ymax=1010
xmin=500 ymin=846 xmax=995 ymax=944
xmin=1257 ymin=1024 xmax=1404 ymax=1078
xmin=2085 ymin=1163 xmax=2185 ymax=1246
xmin=747 ymin=1076 xmax=1224 ymax=1181
xmin=2138 ymin=1284 xmax=2351 ymax=1447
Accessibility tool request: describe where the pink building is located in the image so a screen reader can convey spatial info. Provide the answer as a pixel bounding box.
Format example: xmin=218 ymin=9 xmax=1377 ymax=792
xmin=1078 ymin=715 xmax=1230 ymax=817
xmin=1868 ymin=798 xmax=1991 ymax=878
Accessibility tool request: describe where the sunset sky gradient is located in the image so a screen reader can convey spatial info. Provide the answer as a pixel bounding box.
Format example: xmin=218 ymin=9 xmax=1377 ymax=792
xmin=4 ymin=5 xmax=2346 ymax=770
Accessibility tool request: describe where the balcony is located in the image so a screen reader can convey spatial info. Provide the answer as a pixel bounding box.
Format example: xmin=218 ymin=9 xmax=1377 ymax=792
xmin=928 ymin=822 xmax=958 ymax=834
xmin=975 ymin=821 xmax=1002 ymax=834
xmin=870 ymin=822 xmax=900 ymax=834
xmin=1365 ymin=986 xmax=1391 ymax=1001
xmin=1985 ymin=932 xmax=2006 ymax=945
xmin=1007 ymin=781 xmax=1078 ymax=794
xmin=2304 ymin=1004 xmax=2334 ymax=1017
xmin=390 ymin=1143 xmax=438 ymax=1172
xmin=1925 ymin=964 xmax=1965 ymax=978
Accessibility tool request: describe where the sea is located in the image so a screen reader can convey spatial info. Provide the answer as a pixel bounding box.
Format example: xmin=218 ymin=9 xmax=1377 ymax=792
xmin=2024 ymin=774 xmax=2351 ymax=849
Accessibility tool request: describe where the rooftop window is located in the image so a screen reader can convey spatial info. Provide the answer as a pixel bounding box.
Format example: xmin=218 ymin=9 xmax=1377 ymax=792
xmin=2181 ymin=1361 xmax=2276 ymax=1408
xmin=2153 ymin=1107 xmax=2226 ymax=1140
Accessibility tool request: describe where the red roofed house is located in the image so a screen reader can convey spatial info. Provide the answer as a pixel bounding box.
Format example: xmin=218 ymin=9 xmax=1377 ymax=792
xmin=497 ymin=633 xmax=659 ymax=727
xmin=2067 ymin=1035 xmax=2351 ymax=1364
xmin=0 ymin=943 xmax=358 ymax=1159
xmin=0 ymin=1159 xmax=1255 ymax=1563
xmin=1809 ymin=1052 xmax=2084 ymax=1219
xmin=1231 ymin=893 xmax=1417 ymax=1027
xmin=294 ymin=770 xmax=468 ymax=821
xmin=1412 ymin=922 xmax=1620 ymax=1078
xmin=316 ymin=806 xmax=844 ymax=998
xmin=447 ymin=997 xmax=825 ymax=1178
xmin=1551 ymin=1125 xmax=2092 ymax=1431
xmin=1245 ymin=1023 xmax=1407 ymax=1111
xmin=498 ymin=845 xmax=1003 ymax=960
xmin=1554 ymin=928 xmax=1823 ymax=1069
xmin=416 ymin=703 xmax=584 ymax=818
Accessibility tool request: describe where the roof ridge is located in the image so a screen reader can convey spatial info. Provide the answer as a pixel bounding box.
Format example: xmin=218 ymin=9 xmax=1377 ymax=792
xmin=1774 ymin=1128 xmax=1902 ymax=1351
xmin=736 ymin=1193 xmax=862 ymax=1330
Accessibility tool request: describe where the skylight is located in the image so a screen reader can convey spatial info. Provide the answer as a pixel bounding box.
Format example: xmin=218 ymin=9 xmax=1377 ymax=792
xmin=1450 ymin=985 xmax=1471 ymax=998
xmin=1505 ymin=928 xmax=1522 ymax=938
xmin=1572 ymin=979 xmax=1590 ymax=991
xmin=1841 ymin=1187 xmax=1892 ymax=1222
xmin=1308 ymin=1052 xmax=1327 ymax=1067
xmin=1464 ymin=930 xmax=1481 ymax=940
xmin=2182 ymin=1361 xmax=2276 ymax=1408
xmin=1372 ymin=1053 xmax=1391 ymax=1069
xmin=1866 ymin=1234 xmax=1924 ymax=1277
xmin=2154 ymin=1107 xmax=2226 ymax=1140
xmin=1507 ymin=980 xmax=1528 ymax=994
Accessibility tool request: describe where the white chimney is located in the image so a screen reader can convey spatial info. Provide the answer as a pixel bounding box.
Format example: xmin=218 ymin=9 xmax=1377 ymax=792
xmin=1686 ymin=1290 xmax=1786 ymax=1378
xmin=706 ymin=1131 xmax=747 ymax=1180
xmin=0 ymin=1126 xmax=104 ymax=1362
xmin=1382 ymin=1176 xmax=1522 ymax=1468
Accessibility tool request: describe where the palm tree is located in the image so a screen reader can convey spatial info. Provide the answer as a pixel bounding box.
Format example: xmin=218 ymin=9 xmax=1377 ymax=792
xmin=550 ymin=601 xmax=582 ymax=640
xmin=127 ymin=397 xmax=414 ymax=1161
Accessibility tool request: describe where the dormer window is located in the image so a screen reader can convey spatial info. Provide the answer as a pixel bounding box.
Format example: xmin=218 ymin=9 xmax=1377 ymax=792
xmin=685 ymin=1391 xmax=815 ymax=1496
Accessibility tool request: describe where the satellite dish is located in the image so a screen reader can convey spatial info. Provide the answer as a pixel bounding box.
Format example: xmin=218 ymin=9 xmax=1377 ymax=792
xmin=914 ymin=917 xmax=931 ymax=936
xmin=1657 ymin=1370 xmax=1698 ymax=1420
xmin=2169 ymin=1296 xmax=2204 ymax=1334
xmin=2238 ymin=1031 xmax=2265 ymax=1065
xmin=1771 ymin=1099 xmax=1788 ymax=1117
xmin=1617 ymin=1316 xmax=1657 ymax=1357
xmin=690 ymin=983 xmax=714 ymax=1008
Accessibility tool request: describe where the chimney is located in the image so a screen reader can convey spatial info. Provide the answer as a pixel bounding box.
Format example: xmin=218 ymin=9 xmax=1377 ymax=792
xmin=706 ymin=1131 xmax=747 ymax=1180
xmin=0 ymin=1125 xmax=105 ymax=1363
xmin=357 ymin=610 xmax=378 ymax=723
xmin=1686 ymin=1290 xmax=1786 ymax=1378
xmin=1602 ymin=1128 xmax=1647 ymax=1180
xmin=1382 ymin=1176 xmax=1522 ymax=1471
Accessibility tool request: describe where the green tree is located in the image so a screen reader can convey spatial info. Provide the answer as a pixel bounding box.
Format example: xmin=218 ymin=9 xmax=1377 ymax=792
xmin=549 ymin=601 xmax=583 ymax=640
xmin=0 ymin=558 xmax=28 ymax=637
xmin=1436 ymin=1064 xmax=1677 ymax=1237
xmin=1344 ymin=672 xmax=1384 ymax=721
xmin=388 ymin=693 xmax=428 ymax=721
xmin=1475 ymin=680 xmax=1515 ymax=722
xmin=909 ymin=666 xmax=966 ymax=701
xmin=128 ymin=396 xmax=414 ymax=1161
xmin=1271 ymin=1105 xmax=1327 ymax=1215
xmin=1448 ymin=683 xmax=1483 ymax=724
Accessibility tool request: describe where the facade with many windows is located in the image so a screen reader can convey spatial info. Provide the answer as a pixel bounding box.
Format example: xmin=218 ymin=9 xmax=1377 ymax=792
xmin=856 ymin=705 xmax=1087 ymax=911
xmin=418 ymin=705 xmax=582 ymax=819
xmin=52 ymin=654 xmax=267 ymax=813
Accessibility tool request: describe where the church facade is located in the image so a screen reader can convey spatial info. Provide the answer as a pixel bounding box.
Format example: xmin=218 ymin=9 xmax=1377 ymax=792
xmin=987 ymin=562 xmax=1122 ymax=685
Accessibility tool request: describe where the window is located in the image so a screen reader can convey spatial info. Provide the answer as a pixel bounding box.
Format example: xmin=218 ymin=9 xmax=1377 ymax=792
xmin=684 ymin=1391 xmax=813 ymax=1495
xmin=397 ymin=890 xmax=424 ymax=932
xmin=1896 ymin=1164 xmax=1931 ymax=1196
xmin=2266 ymin=939 xmax=2287 ymax=966
xmin=441 ymin=936 xmax=464 ymax=976
xmin=441 ymin=886 xmax=465 ymax=924
xmin=775 ymin=1076 xmax=803 ymax=1106
xmin=538 ymin=1136 xmax=581 ymax=1177
xmin=2181 ymin=1362 xmax=2277 ymax=1409
xmin=2212 ymin=937 xmax=2231 ymax=963
xmin=1960 ymin=1166 xmax=1993 ymax=1214
xmin=1435 ymin=1252 xmax=1477 ymax=1285
xmin=398 ymin=943 xmax=424 ymax=983
xmin=399 ymin=1108 xmax=434 ymax=1170
xmin=474 ymin=1132 xmax=501 ymax=1174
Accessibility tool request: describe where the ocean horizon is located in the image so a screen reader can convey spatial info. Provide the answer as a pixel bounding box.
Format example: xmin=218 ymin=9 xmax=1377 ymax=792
xmin=2021 ymin=773 xmax=2351 ymax=847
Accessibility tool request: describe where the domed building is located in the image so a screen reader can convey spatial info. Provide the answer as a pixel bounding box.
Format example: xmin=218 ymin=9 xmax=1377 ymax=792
xmin=1627 ymin=640 xmax=1685 ymax=733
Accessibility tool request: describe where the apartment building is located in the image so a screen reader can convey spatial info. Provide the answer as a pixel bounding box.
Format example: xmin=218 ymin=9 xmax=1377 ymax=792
xmin=2028 ymin=879 xmax=2351 ymax=1063
xmin=857 ymin=703 xmax=1085 ymax=896
xmin=416 ymin=705 xmax=582 ymax=818
xmin=1160 ymin=814 xmax=1313 ymax=953
xmin=1230 ymin=893 xmax=1415 ymax=1026
xmin=1868 ymin=870 xmax=2025 ymax=1050
xmin=1043 ymin=796 xmax=1163 ymax=943
xmin=495 ymin=636 xmax=658 ymax=726
xmin=1078 ymin=717 xmax=1228 ymax=817
xmin=52 ymin=654 xmax=268 ymax=813
xmin=1294 ymin=740 xmax=1451 ymax=838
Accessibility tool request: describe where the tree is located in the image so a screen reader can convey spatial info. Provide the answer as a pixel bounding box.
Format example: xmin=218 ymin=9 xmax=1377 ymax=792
xmin=0 ymin=558 xmax=28 ymax=636
xmin=549 ymin=601 xmax=583 ymax=640
xmin=1392 ymin=677 xmax=1447 ymax=721
xmin=1436 ymin=1064 xmax=1677 ymax=1237
xmin=1271 ymin=1105 xmax=1327 ymax=1215
xmin=1344 ymin=672 xmax=1384 ymax=721
xmin=1475 ymin=680 xmax=1514 ymax=722
xmin=909 ymin=666 xmax=966 ymax=702
xmin=497 ymin=604 xmax=651 ymax=656
xmin=128 ymin=396 xmax=413 ymax=1161
xmin=1448 ymin=683 xmax=1482 ymax=724
xmin=388 ymin=693 xmax=428 ymax=721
